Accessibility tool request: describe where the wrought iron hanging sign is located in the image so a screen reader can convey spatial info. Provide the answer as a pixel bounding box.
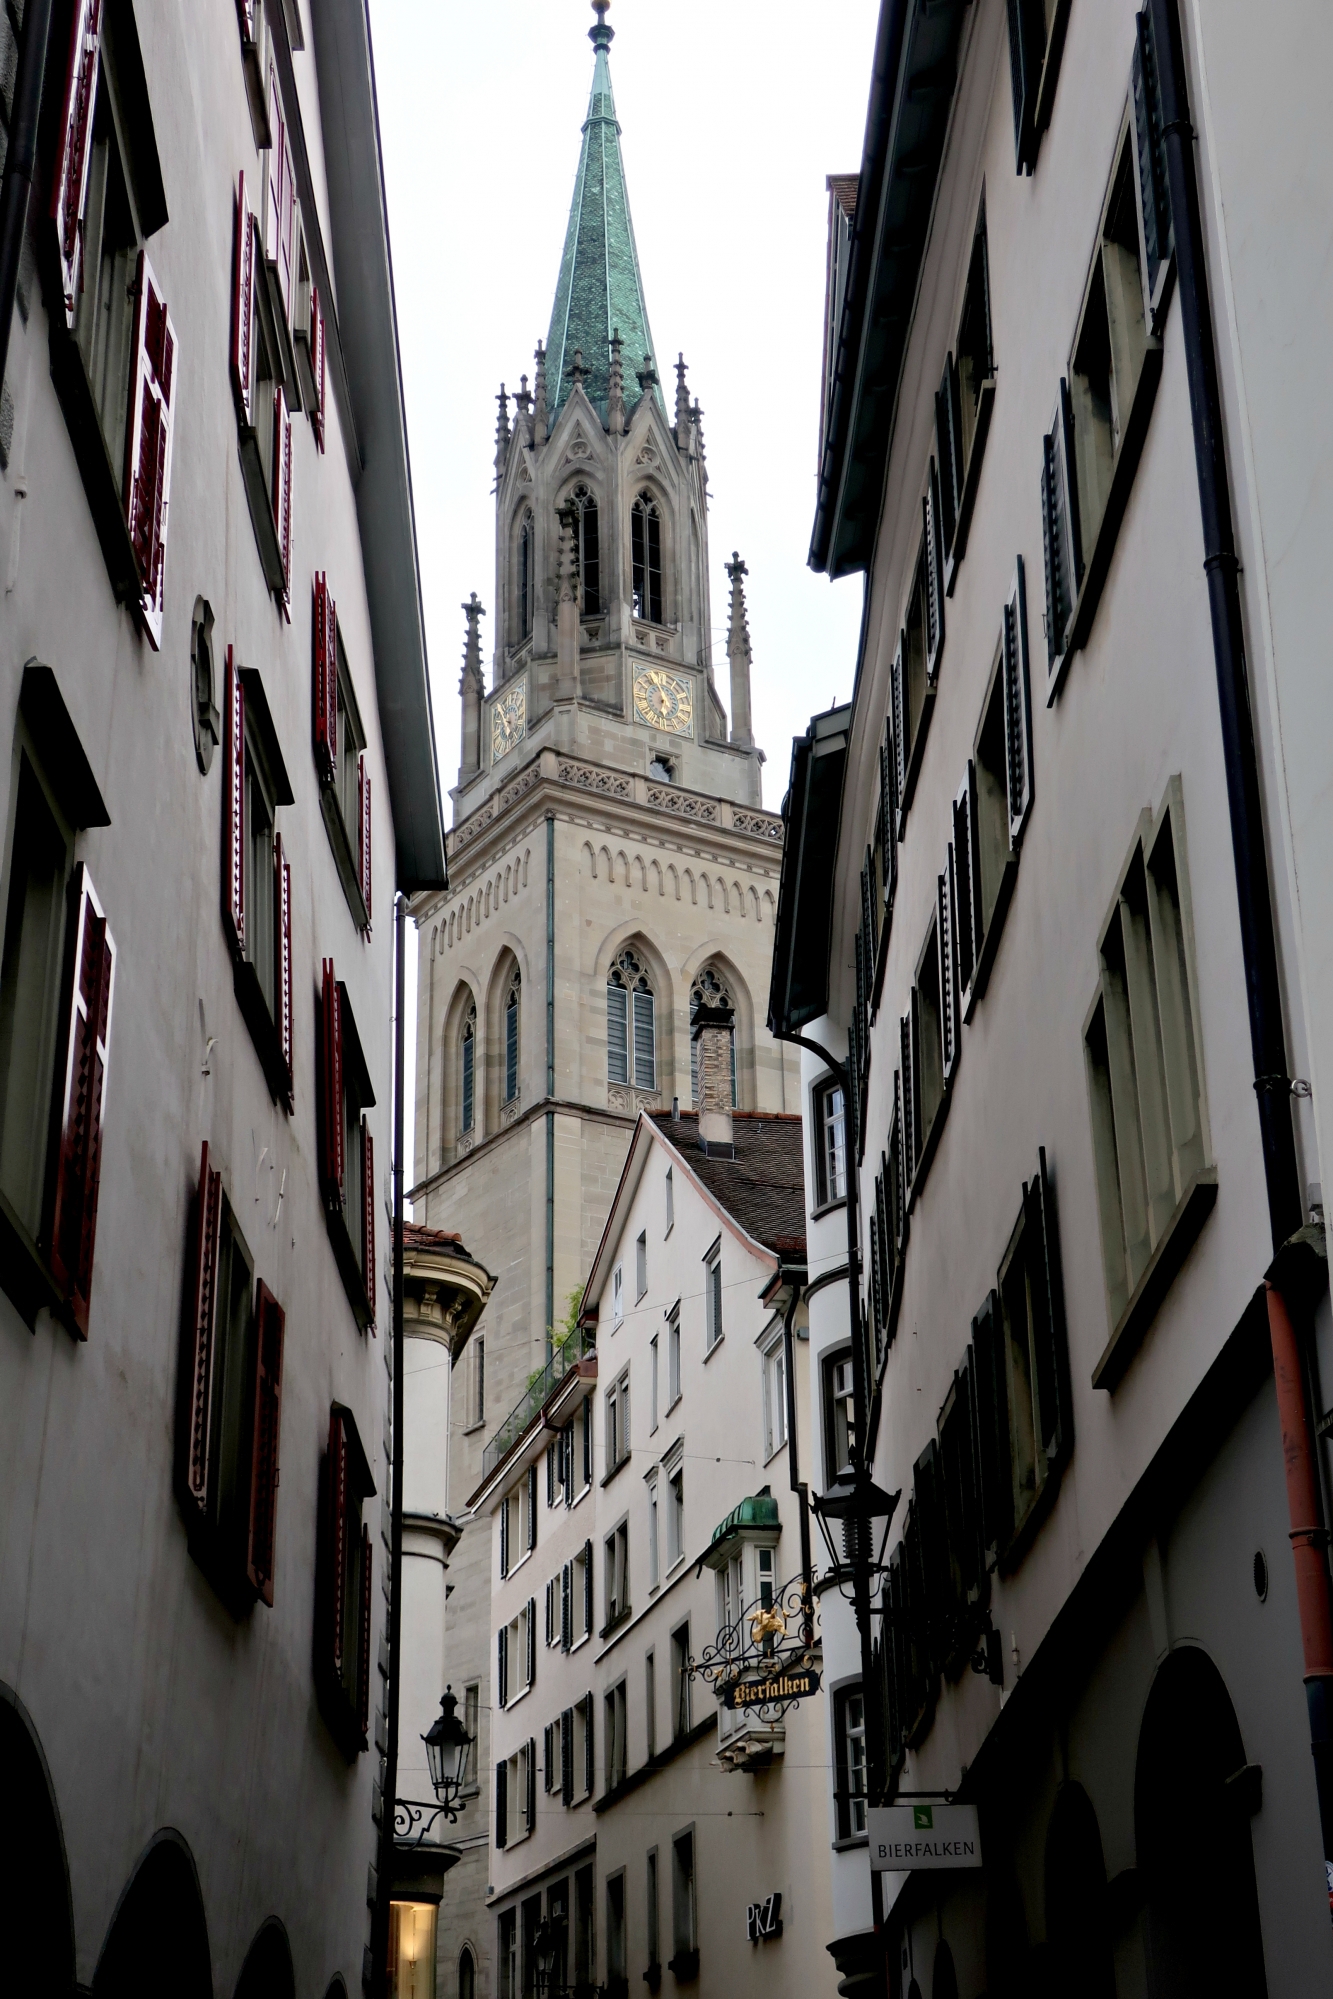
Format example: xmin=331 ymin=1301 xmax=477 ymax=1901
xmin=692 ymin=1573 xmax=821 ymax=1722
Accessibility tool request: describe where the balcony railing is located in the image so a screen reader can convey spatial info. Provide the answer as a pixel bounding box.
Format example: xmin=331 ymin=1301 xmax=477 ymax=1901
xmin=481 ymin=1326 xmax=595 ymax=1480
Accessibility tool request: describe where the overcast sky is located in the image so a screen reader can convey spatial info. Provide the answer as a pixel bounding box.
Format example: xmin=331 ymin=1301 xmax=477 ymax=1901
xmin=366 ymin=0 xmax=881 ymax=1196
xmin=366 ymin=0 xmax=878 ymax=816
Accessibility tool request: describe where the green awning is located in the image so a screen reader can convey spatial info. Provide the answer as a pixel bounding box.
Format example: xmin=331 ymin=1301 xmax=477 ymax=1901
xmin=710 ymin=1489 xmax=780 ymax=1548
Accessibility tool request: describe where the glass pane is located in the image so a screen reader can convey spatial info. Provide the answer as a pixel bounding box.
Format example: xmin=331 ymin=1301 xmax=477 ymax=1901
xmin=389 ymin=1903 xmax=437 ymax=1999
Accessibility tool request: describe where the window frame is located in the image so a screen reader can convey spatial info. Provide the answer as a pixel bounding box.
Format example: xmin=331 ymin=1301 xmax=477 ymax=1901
xmin=703 ymin=1240 xmax=723 ymax=1352
xmin=938 ymin=198 xmax=997 ymax=587
xmin=666 ymin=1301 xmax=681 ymax=1410
xmin=315 ymin=1400 xmax=375 ymax=1759
xmin=223 ymin=653 xmax=296 ymax=1111
xmin=823 ymin=1346 xmax=856 ymax=1488
xmin=812 ymin=1074 xmax=847 ymax=1210
xmin=631 ymin=491 xmax=664 ymax=626
xmin=314 ymin=615 xmax=373 ymax=935
xmin=761 ymin=1325 xmax=788 ymax=1463
xmin=833 ymin=1682 xmax=869 ymax=1842
xmin=1005 ymin=0 xmax=1074 ymax=174
xmin=317 ymin=961 xmax=377 ymax=1332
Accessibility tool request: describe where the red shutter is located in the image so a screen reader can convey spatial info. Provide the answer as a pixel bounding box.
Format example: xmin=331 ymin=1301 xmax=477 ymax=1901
xmin=275 ymin=831 xmax=293 ymax=1107
xmin=246 ymin=1281 xmax=285 ymax=1604
xmin=327 ymin=1407 xmax=349 ymax=1681
xmin=271 ymin=385 xmax=293 ymax=603
xmin=357 ymin=1524 xmax=373 ymax=1744
xmin=182 ymin=1142 xmax=223 ymax=1518
xmin=313 ymin=573 xmax=337 ymax=782
xmin=361 ymin=1121 xmax=375 ymax=1327
xmin=123 ymin=251 xmax=177 ymax=650
xmin=42 ymin=865 xmax=116 ymax=1337
xmin=320 ymin=959 xmax=344 ymax=1205
xmin=357 ymin=752 xmax=371 ymax=922
xmin=223 ymin=647 xmax=245 ymax=957
xmin=310 ymin=286 xmax=326 ymax=452
xmin=230 ymin=173 xmax=256 ymax=429
xmin=49 ymin=0 xmax=103 ymax=328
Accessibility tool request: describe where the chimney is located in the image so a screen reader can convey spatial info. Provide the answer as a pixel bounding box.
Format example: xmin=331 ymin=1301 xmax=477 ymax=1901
xmin=692 ymin=1004 xmax=735 ymax=1157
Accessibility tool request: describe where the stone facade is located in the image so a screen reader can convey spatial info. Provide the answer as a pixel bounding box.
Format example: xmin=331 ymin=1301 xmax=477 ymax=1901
xmin=409 ymin=10 xmax=797 ymax=1992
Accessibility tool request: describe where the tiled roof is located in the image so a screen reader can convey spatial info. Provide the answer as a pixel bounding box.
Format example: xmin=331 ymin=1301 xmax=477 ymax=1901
xmin=403 ymin=1220 xmax=488 ymax=1270
xmin=648 ymin=1110 xmax=807 ymax=1260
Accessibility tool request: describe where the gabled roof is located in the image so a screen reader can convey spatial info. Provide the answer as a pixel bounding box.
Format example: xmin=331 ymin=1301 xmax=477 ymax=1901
xmin=647 ymin=1111 xmax=808 ymax=1257
xmin=545 ymin=5 xmax=662 ymax=423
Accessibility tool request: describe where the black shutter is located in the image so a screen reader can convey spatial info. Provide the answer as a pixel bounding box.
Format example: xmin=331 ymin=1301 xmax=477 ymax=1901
xmin=1132 ymin=8 xmax=1172 ymax=317
xmin=497 ymin=1626 xmax=508 ymax=1708
xmin=1058 ymin=377 xmax=1083 ymax=597
xmin=527 ymin=1736 xmax=537 ymax=1830
xmin=891 ymin=639 xmax=908 ymax=816
xmin=969 ymin=1290 xmax=1011 ymax=1571
xmin=1026 ymin=1147 xmax=1072 ymax=1472
xmin=527 ymin=1596 xmax=537 ymax=1687
xmin=899 ymin=1014 xmax=915 ymax=1183
xmin=891 ymin=1077 xmax=907 ymax=1256
xmin=913 ymin=1440 xmax=948 ymax=1676
xmin=527 ymin=1464 xmax=538 ymax=1549
xmin=924 ymin=465 xmax=945 ymax=681
xmin=545 ymin=1578 xmax=553 ymax=1648
xmin=495 ymin=1760 xmax=508 ymax=1848
xmin=935 ymin=356 xmax=964 ymax=554
xmin=561 ymin=1708 xmax=574 ymax=1803
xmin=938 ymin=868 xmax=959 ymax=1084
xmin=547 ymin=1442 xmax=555 ymax=1508
xmin=868 ymin=1190 xmax=883 ymax=1361
xmin=583 ymin=1539 xmax=593 ymax=1636
xmin=879 ymin=731 xmax=898 ymax=919
xmin=582 ymin=1402 xmax=592 ymax=1488
xmin=561 ymin=1562 xmax=572 ymax=1650
xmin=861 ymin=853 xmax=878 ymax=978
xmin=907 ymin=991 xmax=923 ymax=1170
xmin=1041 ymin=427 xmax=1069 ymax=674
xmin=1003 ymin=558 xmax=1035 ymax=844
xmin=960 ymin=761 xmax=985 ymax=979
xmin=1005 ymin=0 xmax=1046 ymax=171
xmin=584 ymin=1692 xmax=595 ymax=1794
xmin=499 ymin=1494 xmax=509 ymax=1578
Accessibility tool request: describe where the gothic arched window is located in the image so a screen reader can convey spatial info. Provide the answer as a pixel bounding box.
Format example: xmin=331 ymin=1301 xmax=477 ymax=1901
xmin=691 ymin=966 xmax=736 ymax=1107
xmin=517 ymin=510 xmax=534 ymax=640
xmin=571 ymin=485 xmax=601 ymax=616
xmin=631 ymin=493 xmax=663 ymax=624
xmin=460 ymin=1003 xmax=476 ymax=1134
xmin=608 ymin=949 xmax=655 ymax=1091
xmin=504 ymin=968 xmax=520 ymax=1105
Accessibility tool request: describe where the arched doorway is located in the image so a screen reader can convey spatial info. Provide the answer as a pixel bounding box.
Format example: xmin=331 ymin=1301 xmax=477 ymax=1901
xmin=93 ymin=1831 xmax=211 ymax=1999
xmin=236 ymin=1918 xmax=295 ymax=1999
xmin=1135 ymin=1645 xmax=1267 ymax=1993
xmin=0 ymin=1689 xmax=75 ymax=1996
xmin=1044 ymin=1781 xmax=1113 ymax=1996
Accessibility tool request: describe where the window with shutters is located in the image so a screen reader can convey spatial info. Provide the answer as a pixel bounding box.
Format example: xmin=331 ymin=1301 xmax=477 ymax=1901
xmin=669 ymin=1829 xmax=697 ymax=1979
xmin=315 ymin=1401 xmax=375 ymax=1758
xmin=569 ymin=1694 xmax=593 ymax=1803
xmin=1045 ymin=42 xmax=1172 ymax=689
xmin=703 ymin=1241 xmax=723 ymax=1352
xmin=604 ymin=1682 xmax=628 ymax=1793
xmin=317 ymin=961 xmax=377 ymax=1332
xmin=631 ymin=493 xmax=664 ymax=625
xmin=811 ymin=1077 xmax=847 ymax=1209
xmin=909 ymin=915 xmax=947 ymax=1185
xmin=571 ymin=1539 xmax=593 ymax=1648
xmin=498 ymin=1740 xmax=534 ymax=1846
xmin=645 ymin=1653 xmax=657 ymax=1760
xmin=1084 ymin=782 xmax=1214 ymax=1387
xmin=174 ymin=1142 xmax=286 ymax=1613
xmin=221 ymin=650 xmax=295 ymax=1111
xmin=607 ymin=948 xmax=655 ymax=1093
xmin=605 ymin=1369 xmax=630 ymax=1479
xmin=936 ymin=201 xmax=996 ymax=582
xmin=45 ymin=0 xmax=175 ymax=644
xmin=606 ymin=1868 xmax=627 ymax=1987
xmin=993 ymin=1150 xmax=1071 ymax=1560
xmin=293 ymin=227 xmax=326 ymax=453
xmin=953 ymin=567 xmax=1034 ymax=1025
xmin=890 ymin=521 xmax=940 ymax=830
xmin=1005 ymin=0 xmax=1072 ymax=173
xmin=311 ymin=578 xmax=373 ymax=934
xmin=666 ymin=1301 xmax=681 ymax=1410
xmin=0 ymin=690 xmax=115 ymax=1335
xmin=603 ymin=1520 xmax=630 ymax=1635
xmin=666 ymin=1459 xmax=685 ymax=1573
xmin=762 ymin=1326 xmax=788 ymax=1462
xmin=833 ymin=1685 xmax=868 ymax=1840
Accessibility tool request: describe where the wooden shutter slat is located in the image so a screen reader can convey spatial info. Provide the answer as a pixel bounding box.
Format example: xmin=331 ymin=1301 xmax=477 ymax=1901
xmin=42 ymin=864 xmax=116 ymax=1335
xmin=561 ymin=1561 xmax=571 ymax=1650
xmin=500 ymin=1494 xmax=509 ymax=1578
xmin=891 ymin=641 xmax=908 ymax=815
xmin=584 ymin=1690 xmax=594 ymax=1795
xmin=224 ymin=647 xmax=245 ymax=956
xmin=934 ymin=363 xmax=958 ymax=553
xmin=361 ymin=1121 xmax=375 ymax=1329
xmin=939 ymin=867 xmax=958 ymax=1083
xmin=123 ymin=251 xmax=177 ymax=650
xmin=496 ymin=1760 xmax=508 ymax=1847
xmin=527 ymin=1464 xmax=538 ymax=1550
xmin=357 ymin=1523 xmax=372 ymax=1744
xmin=924 ymin=464 xmax=945 ymax=680
xmin=1027 ymin=1146 xmax=1071 ymax=1470
xmin=182 ymin=1142 xmax=223 ymax=1516
xmin=527 ymin=1596 xmax=536 ymax=1686
xmin=272 ymin=385 xmax=293 ymax=607
xmin=497 ymin=1624 xmax=508 ymax=1706
xmin=231 ymin=174 xmax=257 ymax=430
xmin=1132 ymin=9 xmax=1172 ymax=315
xmin=313 ymin=574 xmax=338 ymax=783
xmin=49 ymin=0 xmax=103 ymax=328
xmin=246 ymin=1281 xmax=286 ymax=1604
xmin=950 ymin=787 xmax=975 ymax=1001
xmin=970 ymin=1290 xmax=1010 ymax=1569
xmin=527 ymin=1736 xmax=537 ymax=1830
xmin=328 ymin=1408 xmax=349 ymax=1680
xmin=358 ymin=753 xmax=372 ymax=923
xmin=1058 ymin=377 xmax=1083 ymax=593
xmin=275 ymin=833 xmax=293 ymax=1108
xmin=899 ymin=1014 xmax=915 ymax=1183
xmin=561 ymin=1707 xmax=573 ymax=1802
xmin=311 ymin=286 xmax=327 ymax=451
xmin=1040 ymin=433 xmax=1061 ymax=673
xmin=320 ymin=961 xmax=344 ymax=1206
xmin=962 ymin=761 xmax=984 ymax=975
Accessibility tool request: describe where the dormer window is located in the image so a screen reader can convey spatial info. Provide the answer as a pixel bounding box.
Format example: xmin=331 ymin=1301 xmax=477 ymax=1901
xmin=632 ymin=493 xmax=663 ymax=624
xmin=570 ymin=485 xmax=601 ymax=615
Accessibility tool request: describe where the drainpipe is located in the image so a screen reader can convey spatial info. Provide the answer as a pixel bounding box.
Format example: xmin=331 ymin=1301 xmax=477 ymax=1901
xmin=1150 ymin=0 xmax=1333 ymax=1922
xmin=0 ymin=0 xmax=54 ymax=399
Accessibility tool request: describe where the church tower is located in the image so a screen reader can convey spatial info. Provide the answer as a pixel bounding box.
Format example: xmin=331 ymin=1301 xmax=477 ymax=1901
xmin=410 ymin=7 xmax=797 ymax=1979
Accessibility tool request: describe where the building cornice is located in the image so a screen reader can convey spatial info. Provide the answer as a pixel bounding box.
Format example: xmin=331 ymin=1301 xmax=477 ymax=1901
xmin=408 ymin=1096 xmax=637 ymax=1208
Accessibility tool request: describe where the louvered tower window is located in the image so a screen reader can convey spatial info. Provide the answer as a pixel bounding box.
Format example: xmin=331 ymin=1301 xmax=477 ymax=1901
xmin=631 ymin=493 xmax=663 ymax=624
xmin=571 ymin=486 xmax=601 ymax=616
xmin=504 ymin=968 xmax=520 ymax=1105
xmin=607 ymin=949 xmax=655 ymax=1091
xmin=461 ymin=1004 xmax=476 ymax=1133
xmin=517 ymin=509 xmax=534 ymax=641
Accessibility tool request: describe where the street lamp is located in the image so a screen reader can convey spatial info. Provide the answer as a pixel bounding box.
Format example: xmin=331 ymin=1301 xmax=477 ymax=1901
xmin=393 ymin=1688 xmax=475 ymax=1847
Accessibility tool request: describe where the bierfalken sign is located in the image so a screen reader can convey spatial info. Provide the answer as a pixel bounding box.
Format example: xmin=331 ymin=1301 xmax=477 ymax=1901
xmin=866 ymin=1802 xmax=983 ymax=1872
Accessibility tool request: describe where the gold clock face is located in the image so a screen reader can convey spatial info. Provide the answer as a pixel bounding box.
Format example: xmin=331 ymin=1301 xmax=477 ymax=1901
xmin=491 ymin=681 xmax=526 ymax=763
xmin=633 ymin=666 xmax=693 ymax=737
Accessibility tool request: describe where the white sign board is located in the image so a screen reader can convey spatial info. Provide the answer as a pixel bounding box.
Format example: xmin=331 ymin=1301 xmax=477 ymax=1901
xmin=867 ymin=1803 xmax=982 ymax=1872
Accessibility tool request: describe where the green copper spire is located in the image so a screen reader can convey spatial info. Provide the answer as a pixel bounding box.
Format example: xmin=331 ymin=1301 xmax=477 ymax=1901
xmin=546 ymin=1 xmax=662 ymax=422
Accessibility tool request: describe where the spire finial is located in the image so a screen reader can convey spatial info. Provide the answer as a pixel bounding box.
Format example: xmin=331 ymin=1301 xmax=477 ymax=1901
xmin=725 ymin=556 xmax=754 ymax=749
xmin=636 ymin=352 xmax=660 ymax=397
xmin=567 ymin=348 xmax=587 ymax=392
xmin=608 ymin=329 xmax=625 ymax=437
xmin=590 ymin=0 xmax=613 ymax=52
xmin=494 ymin=384 xmax=510 ymax=473
xmin=533 ymin=341 xmax=548 ymax=447
xmin=675 ymin=353 xmax=691 ymax=448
